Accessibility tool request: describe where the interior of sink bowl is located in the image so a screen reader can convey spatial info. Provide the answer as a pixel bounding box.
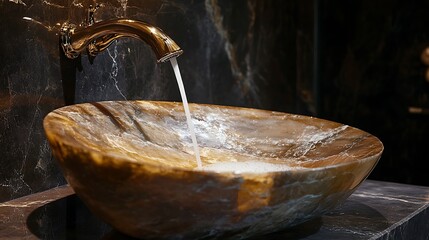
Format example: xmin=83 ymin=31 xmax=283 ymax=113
xmin=44 ymin=100 xmax=383 ymax=172
xmin=43 ymin=100 xmax=383 ymax=239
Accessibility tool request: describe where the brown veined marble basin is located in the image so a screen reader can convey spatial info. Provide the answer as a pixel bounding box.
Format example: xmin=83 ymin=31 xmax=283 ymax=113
xmin=43 ymin=100 xmax=383 ymax=239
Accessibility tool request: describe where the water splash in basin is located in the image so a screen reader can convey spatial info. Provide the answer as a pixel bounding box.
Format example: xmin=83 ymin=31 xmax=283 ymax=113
xmin=201 ymin=160 xmax=299 ymax=174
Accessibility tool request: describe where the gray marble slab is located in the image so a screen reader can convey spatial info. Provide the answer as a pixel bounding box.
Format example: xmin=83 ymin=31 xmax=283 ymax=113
xmin=1 ymin=180 xmax=428 ymax=239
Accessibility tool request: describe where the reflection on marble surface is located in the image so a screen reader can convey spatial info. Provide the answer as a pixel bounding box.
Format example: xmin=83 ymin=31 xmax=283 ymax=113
xmin=1 ymin=180 xmax=428 ymax=239
xmin=43 ymin=100 xmax=382 ymax=239
xmin=0 ymin=185 xmax=73 ymax=239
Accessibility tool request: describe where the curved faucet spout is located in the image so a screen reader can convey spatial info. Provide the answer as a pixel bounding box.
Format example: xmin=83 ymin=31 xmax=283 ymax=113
xmin=60 ymin=18 xmax=183 ymax=63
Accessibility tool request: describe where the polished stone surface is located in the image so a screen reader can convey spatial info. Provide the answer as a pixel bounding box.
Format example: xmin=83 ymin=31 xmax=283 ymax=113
xmin=43 ymin=100 xmax=382 ymax=239
xmin=1 ymin=180 xmax=428 ymax=239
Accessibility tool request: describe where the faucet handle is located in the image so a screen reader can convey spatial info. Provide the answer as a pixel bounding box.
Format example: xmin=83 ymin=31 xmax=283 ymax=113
xmin=60 ymin=22 xmax=80 ymax=59
xmin=86 ymin=3 xmax=101 ymax=62
xmin=88 ymin=4 xmax=100 ymax=26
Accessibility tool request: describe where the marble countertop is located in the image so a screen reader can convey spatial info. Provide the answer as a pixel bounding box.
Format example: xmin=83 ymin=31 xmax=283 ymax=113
xmin=1 ymin=180 xmax=428 ymax=239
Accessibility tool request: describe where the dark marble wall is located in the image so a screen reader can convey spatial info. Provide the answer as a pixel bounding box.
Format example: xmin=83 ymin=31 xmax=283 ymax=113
xmin=2 ymin=0 xmax=428 ymax=203
xmin=0 ymin=0 xmax=306 ymax=202
xmin=317 ymin=0 xmax=429 ymax=186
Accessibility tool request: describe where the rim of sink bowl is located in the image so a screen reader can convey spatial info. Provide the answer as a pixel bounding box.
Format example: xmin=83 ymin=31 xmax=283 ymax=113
xmin=43 ymin=100 xmax=384 ymax=177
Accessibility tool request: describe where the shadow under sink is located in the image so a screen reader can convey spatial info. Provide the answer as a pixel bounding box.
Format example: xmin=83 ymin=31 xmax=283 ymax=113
xmin=26 ymin=195 xmax=134 ymax=240
xmin=26 ymin=193 xmax=388 ymax=240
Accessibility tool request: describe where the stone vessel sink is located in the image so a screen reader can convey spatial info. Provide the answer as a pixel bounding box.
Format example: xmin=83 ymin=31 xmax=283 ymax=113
xmin=43 ymin=100 xmax=383 ymax=239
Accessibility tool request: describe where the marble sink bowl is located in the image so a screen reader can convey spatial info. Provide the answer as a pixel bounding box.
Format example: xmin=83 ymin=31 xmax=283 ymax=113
xmin=43 ymin=100 xmax=383 ymax=239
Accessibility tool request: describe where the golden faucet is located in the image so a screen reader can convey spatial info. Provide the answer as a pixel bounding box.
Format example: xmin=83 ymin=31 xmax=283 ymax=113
xmin=60 ymin=18 xmax=183 ymax=63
